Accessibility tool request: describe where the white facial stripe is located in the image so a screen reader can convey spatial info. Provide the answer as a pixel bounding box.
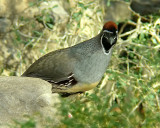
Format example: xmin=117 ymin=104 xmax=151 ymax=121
xmin=103 ymin=30 xmax=113 ymax=34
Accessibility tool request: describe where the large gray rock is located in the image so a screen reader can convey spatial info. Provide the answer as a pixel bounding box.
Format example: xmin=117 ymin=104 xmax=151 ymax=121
xmin=104 ymin=1 xmax=131 ymax=22
xmin=131 ymin=0 xmax=160 ymax=15
xmin=0 ymin=18 xmax=11 ymax=34
xmin=0 ymin=76 xmax=60 ymax=127
xmin=39 ymin=1 xmax=69 ymax=24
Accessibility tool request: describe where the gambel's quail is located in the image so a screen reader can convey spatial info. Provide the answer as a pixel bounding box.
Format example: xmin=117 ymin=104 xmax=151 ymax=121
xmin=22 ymin=21 xmax=118 ymax=96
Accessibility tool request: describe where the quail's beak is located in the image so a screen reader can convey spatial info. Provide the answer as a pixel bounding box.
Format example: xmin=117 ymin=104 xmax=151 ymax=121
xmin=103 ymin=30 xmax=117 ymax=46
xmin=108 ymin=36 xmax=116 ymax=46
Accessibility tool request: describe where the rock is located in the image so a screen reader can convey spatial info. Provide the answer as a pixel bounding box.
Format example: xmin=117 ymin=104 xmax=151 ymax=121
xmin=0 ymin=18 xmax=11 ymax=37
xmin=0 ymin=76 xmax=60 ymax=127
xmin=39 ymin=1 xmax=69 ymax=24
xmin=104 ymin=1 xmax=132 ymax=22
xmin=130 ymin=0 xmax=160 ymax=16
xmin=0 ymin=0 xmax=34 ymax=18
xmin=0 ymin=0 xmax=69 ymax=24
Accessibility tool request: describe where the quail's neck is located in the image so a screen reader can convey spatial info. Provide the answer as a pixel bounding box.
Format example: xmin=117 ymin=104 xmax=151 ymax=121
xmin=70 ymin=33 xmax=103 ymax=57
xmin=69 ymin=33 xmax=112 ymax=84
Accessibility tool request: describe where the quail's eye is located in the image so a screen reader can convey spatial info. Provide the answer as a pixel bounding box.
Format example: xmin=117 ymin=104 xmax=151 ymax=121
xmin=104 ymin=33 xmax=109 ymax=39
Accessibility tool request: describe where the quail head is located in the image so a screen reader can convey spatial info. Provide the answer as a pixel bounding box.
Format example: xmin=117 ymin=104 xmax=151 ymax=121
xmin=22 ymin=21 xmax=118 ymax=96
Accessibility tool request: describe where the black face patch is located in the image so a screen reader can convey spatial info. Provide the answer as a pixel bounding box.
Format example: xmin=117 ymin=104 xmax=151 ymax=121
xmin=102 ymin=36 xmax=112 ymax=53
xmin=101 ymin=33 xmax=117 ymax=53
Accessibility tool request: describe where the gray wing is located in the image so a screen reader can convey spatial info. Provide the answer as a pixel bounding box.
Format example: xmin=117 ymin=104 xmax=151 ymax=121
xmin=22 ymin=48 xmax=75 ymax=83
